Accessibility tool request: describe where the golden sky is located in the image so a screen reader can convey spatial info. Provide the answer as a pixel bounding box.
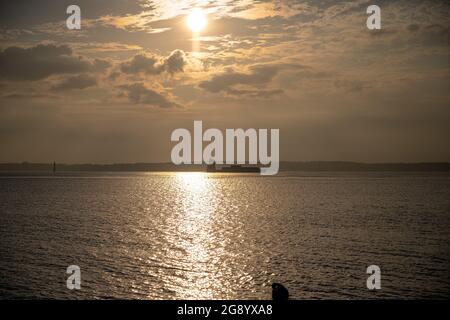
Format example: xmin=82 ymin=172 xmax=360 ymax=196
xmin=0 ymin=0 xmax=449 ymax=163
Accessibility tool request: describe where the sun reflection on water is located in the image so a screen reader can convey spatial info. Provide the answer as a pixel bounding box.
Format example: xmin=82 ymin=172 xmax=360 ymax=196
xmin=176 ymin=172 xmax=208 ymax=192
xmin=169 ymin=172 xmax=217 ymax=298
xmin=153 ymin=172 xmax=256 ymax=299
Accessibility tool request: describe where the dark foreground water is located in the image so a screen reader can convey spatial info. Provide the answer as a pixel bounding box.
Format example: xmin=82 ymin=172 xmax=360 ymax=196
xmin=0 ymin=172 xmax=449 ymax=299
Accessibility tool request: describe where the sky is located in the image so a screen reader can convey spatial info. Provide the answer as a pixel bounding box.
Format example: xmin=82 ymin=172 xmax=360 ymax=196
xmin=0 ymin=0 xmax=449 ymax=163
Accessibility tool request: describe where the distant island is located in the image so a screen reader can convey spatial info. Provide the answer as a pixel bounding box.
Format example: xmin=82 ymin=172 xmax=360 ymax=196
xmin=1 ymin=161 xmax=450 ymax=172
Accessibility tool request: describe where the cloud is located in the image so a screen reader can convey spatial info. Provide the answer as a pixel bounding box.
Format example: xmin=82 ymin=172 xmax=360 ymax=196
xmin=226 ymin=88 xmax=284 ymax=98
xmin=120 ymin=83 xmax=179 ymax=108
xmin=198 ymin=64 xmax=294 ymax=97
xmin=119 ymin=49 xmax=187 ymax=75
xmin=51 ymin=74 xmax=97 ymax=91
xmin=120 ymin=54 xmax=160 ymax=74
xmin=199 ymin=65 xmax=279 ymax=92
xmin=0 ymin=0 xmax=144 ymax=28
xmin=0 ymin=44 xmax=96 ymax=81
xmin=92 ymin=58 xmax=112 ymax=72
xmin=164 ymin=50 xmax=187 ymax=74
xmin=1 ymin=93 xmax=56 ymax=100
xmin=420 ymin=23 xmax=450 ymax=46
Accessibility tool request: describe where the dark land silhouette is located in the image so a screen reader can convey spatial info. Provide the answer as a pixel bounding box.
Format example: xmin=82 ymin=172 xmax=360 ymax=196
xmin=1 ymin=161 xmax=450 ymax=173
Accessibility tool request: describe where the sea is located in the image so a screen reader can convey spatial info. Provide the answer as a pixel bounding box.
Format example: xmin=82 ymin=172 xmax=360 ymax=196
xmin=0 ymin=171 xmax=449 ymax=299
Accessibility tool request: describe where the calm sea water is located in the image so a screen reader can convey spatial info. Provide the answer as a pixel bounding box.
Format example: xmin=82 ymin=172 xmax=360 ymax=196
xmin=0 ymin=172 xmax=449 ymax=299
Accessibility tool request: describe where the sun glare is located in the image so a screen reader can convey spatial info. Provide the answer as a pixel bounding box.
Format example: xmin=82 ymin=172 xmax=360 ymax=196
xmin=186 ymin=9 xmax=207 ymax=33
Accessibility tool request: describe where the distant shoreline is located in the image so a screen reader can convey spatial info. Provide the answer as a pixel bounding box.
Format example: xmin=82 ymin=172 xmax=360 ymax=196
xmin=1 ymin=162 xmax=449 ymax=172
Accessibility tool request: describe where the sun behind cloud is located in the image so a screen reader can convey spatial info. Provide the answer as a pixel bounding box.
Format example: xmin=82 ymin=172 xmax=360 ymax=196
xmin=186 ymin=8 xmax=207 ymax=33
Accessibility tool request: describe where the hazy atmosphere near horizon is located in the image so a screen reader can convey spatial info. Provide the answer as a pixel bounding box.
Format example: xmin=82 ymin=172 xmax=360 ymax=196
xmin=1 ymin=0 xmax=450 ymax=303
xmin=0 ymin=0 xmax=449 ymax=164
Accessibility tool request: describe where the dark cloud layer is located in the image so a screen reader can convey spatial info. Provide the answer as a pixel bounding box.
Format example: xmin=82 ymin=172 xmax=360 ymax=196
xmin=199 ymin=65 xmax=278 ymax=91
xmin=0 ymin=44 xmax=106 ymax=81
xmin=199 ymin=64 xmax=291 ymax=97
xmin=120 ymin=55 xmax=160 ymax=74
xmin=120 ymin=49 xmax=187 ymax=75
xmin=120 ymin=83 xmax=179 ymax=108
xmin=0 ymin=0 xmax=143 ymax=28
xmin=52 ymin=74 xmax=97 ymax=91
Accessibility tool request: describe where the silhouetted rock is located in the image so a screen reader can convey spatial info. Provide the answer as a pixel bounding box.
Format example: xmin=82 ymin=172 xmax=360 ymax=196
xmin=272 ymin=283 xmax=289 ymax=300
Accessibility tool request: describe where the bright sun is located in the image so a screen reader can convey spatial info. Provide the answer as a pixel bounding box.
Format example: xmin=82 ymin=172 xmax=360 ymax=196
xmin=186 ymin=9 xmax=207 ymax=33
